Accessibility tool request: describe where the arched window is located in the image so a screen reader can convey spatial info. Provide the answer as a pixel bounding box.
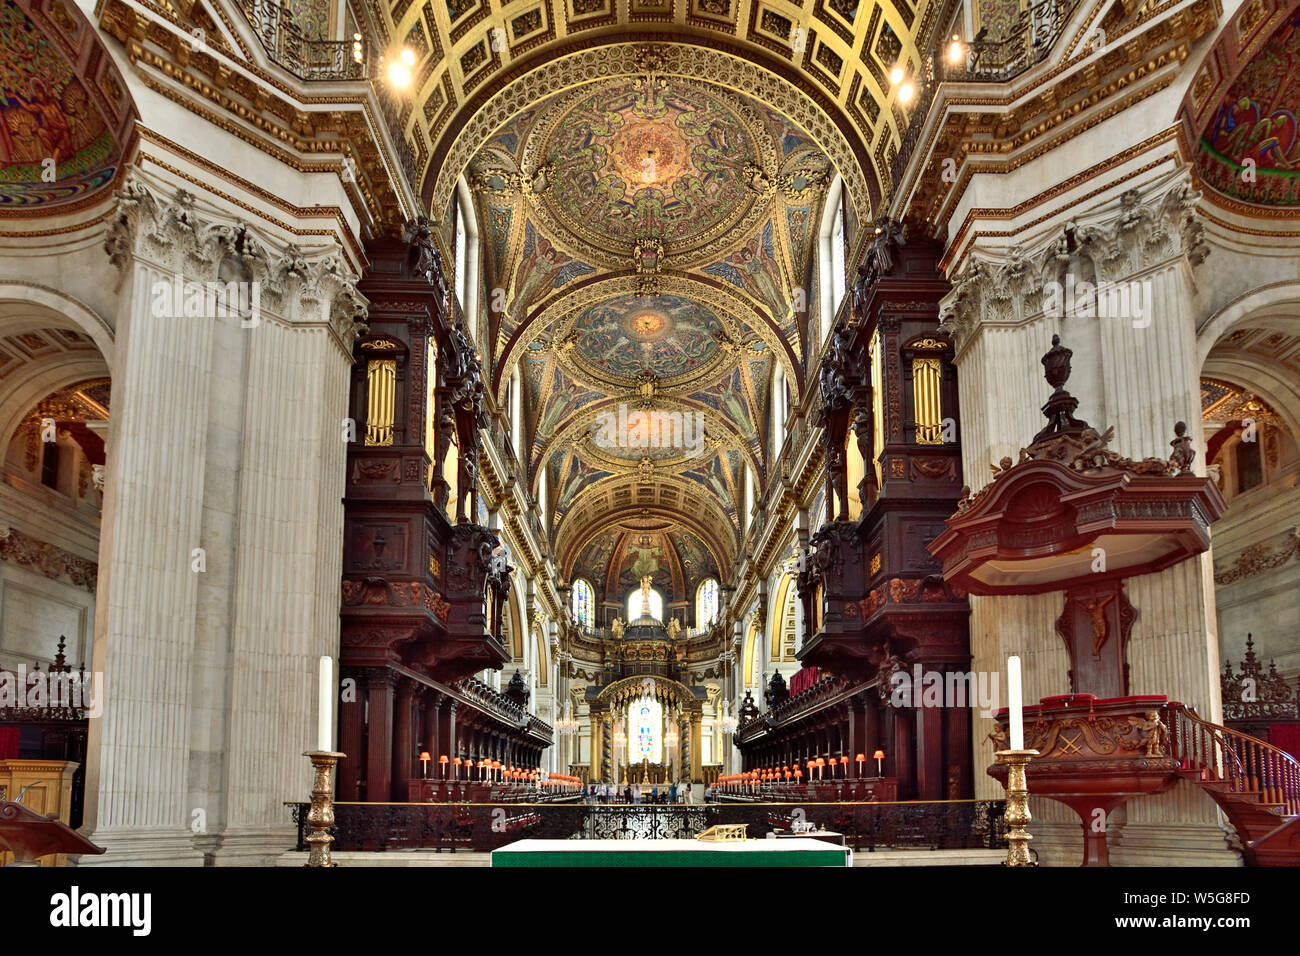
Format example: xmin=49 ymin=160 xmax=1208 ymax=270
xmin=1235 ymin=436 xmax=1263 ymax=494
xmin=627 ymin=587 xmax=663 ymax=622
xmin=572 ymin=578 xmax=594 ymax=629
xmin=632 ymin=697 xmax=663 ymax=763
xmin=697 ymin=578 xmax=720 ymax=627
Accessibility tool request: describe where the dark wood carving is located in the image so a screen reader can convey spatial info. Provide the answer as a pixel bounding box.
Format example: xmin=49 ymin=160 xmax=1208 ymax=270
xmin=1055 ymin=580 xmax=1137 ymax=698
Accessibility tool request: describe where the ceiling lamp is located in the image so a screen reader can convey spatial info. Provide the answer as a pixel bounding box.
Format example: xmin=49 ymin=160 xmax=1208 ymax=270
xmin=386 ymin=47 xmax=415 ymax=89
xmin=947 ymin=34 xmax=966 ymax=65
xmin=890 ymin=65 xmax=905 ymax=85
xmin=899 ymin=83 xmax=915 ymax=104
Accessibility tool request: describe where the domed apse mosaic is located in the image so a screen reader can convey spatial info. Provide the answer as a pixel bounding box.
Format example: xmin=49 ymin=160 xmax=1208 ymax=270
xmin=1195 ymin=10 xmax=1300 ymax=206
xmin=0 ymin=0 xmax=133 ymax=209
xmin=571 ymin=292 xmax=724 ymax=381
xmin=539 ymin=78 xmax=761 ymax=254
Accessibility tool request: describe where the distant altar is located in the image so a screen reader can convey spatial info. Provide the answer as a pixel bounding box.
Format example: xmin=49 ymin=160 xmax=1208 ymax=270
xmin=623 ymin=759 xmax=673 ymax=785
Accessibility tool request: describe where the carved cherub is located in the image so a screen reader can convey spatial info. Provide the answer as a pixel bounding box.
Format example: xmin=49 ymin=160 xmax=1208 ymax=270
xmin=987 ymin=725 xmax=1009 ymax=763
xmin=1140 ymin=711 xmax=1169 ymax=757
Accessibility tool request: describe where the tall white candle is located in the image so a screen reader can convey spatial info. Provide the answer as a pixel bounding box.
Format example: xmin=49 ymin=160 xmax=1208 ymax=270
xmin=318 ymin=656 xmax=334 ymax=752
xmin=1007 ymin=655 xmax=1024 ymax=751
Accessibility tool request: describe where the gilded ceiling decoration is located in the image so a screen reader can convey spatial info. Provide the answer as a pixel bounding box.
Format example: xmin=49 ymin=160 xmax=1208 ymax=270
xmin=471 ymin=72 xmax=822 ymax=558
xmin=1194 ymin=9 xmax=1300 ymax=206
xmin=568 ymin=292 xmax=726 ymax=382
xmin=0 ymin=0 xmax=135 ymax=211
xmin=529 ymin=79 xmax=769 ymax=263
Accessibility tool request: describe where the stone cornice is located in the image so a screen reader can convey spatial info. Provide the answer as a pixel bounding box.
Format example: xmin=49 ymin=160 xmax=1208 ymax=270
xmin=894 ymin=0 xmax=1221 ymax=231
xmin=95 ymin=0 xmax=418 ymax=232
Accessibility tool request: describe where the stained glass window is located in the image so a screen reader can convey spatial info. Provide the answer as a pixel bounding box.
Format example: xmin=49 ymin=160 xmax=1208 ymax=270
xmin=572 ymin=578 xmax=594 ymax=629
xmin=634 ymin=697 xmax=662 ymax=763
xmin=697 ymin=578 xmax=720 ymax=627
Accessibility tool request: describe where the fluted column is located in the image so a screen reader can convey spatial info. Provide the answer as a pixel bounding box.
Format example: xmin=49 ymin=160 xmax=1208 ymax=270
xmin=391 ymin=679 xmax=415 ymax=800
xmin=338 ymin=669 xmax=365 ymax=801
xmin=83 ymin=170 xmax=365 ymax=865
xmin=942 ymin=171 xmax=1230 ymax=863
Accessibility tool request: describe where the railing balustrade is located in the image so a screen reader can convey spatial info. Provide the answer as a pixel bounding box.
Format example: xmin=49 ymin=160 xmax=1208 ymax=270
xmin=286 ymin=799 xmax=1007 ymax=853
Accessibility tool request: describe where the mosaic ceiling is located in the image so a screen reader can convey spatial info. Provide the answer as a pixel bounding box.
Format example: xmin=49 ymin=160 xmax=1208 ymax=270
xmin=0 ymin=0 xmax=135 ymax=211
xmin=381 ymin=0 xmax=942 ymax=229
xmin=569 ymin=292 xmax=725 ymax=382
xmin=534 ymin=80 xmax=766 ymax=259
xmin=1195 ymin=10 xmax=1300 ymax=206
xmin=568 ymin=524 xmax=722 ymax=613
xmin=469 ymin=70 xmax=832 ymax=587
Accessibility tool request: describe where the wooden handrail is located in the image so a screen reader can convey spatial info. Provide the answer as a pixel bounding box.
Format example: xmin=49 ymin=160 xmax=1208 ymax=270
xmin=1169 ymin=704 xmax=1300 ymax=816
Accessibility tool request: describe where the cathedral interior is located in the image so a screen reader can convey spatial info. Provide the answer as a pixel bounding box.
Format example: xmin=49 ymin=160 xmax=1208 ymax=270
xmin=0 ymin=0 xmax=1299 ymax=875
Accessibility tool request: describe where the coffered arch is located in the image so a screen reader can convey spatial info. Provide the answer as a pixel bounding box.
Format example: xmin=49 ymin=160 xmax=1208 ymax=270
xmin=412 ymin=30 xmax=908 ymax=229
xmin=555 ymin=477 xmax=738 ymax=580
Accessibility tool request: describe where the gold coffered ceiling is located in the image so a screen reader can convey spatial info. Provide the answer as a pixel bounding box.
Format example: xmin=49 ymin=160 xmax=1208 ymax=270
xmin=373 ymin=0 xmax=948 ymax=219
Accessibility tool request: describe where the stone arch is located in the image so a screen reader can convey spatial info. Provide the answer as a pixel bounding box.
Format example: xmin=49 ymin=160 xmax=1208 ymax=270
xmin=425 ymin=39 xmax=877 ymax=241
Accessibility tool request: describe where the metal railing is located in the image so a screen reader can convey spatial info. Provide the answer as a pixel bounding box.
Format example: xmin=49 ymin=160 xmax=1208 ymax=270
xmin=888 ymin=0 xmax=1084 ymax=189
xmin=286 ymin=798 xmax=1007 ymax=852
xmin=238 ymin=0 xmax=367 ymax=81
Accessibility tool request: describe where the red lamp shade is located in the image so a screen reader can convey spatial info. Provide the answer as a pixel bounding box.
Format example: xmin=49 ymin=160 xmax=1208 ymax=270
xmin=439 ymin=755 xmax=448 ymax=764
xmin=453 ymin=757 xmax=462 ymax=765
xmin=856 ymin=754 xmax=865 ymax=762
xmin=816 ymin=757 xmax=825 ymax=767
xmin=873 ymin=750 xmax=885 ymax=760
xmin=419 ymin=751 xmax=431 ymax=761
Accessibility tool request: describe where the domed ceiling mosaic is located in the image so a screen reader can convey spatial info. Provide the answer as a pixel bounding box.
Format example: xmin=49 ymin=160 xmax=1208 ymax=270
xmin=570 ymin=292 xmax=725 ymax=382
xmin=468 ymin=72 xmax=834 ymax=590
xmin=0 ymin=0 xmax=135 ymax=211
xmin=532 ymin=79 xmax=770 ymax=262
xmin=1195 ymin=9 xmax=1300 ymax=206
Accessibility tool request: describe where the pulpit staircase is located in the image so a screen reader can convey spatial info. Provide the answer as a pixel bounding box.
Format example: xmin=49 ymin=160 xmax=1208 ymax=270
xmin=1169 ymin=705 xmax=1300 ymax=865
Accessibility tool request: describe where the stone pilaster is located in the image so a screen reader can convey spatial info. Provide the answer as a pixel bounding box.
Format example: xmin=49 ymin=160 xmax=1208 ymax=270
xmin=83 ymin=168 xmax=366 ymax=865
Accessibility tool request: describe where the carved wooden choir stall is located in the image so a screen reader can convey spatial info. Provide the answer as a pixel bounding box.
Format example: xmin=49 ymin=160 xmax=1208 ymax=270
xmin=336 ymin=221 xmax=554 ymax=804
xmin=734 ymin=219 xmax=973 ymax=803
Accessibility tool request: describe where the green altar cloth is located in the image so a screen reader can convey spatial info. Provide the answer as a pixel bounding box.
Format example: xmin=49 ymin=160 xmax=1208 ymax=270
xmin=491 ymin=838 xmax=848 ymax=867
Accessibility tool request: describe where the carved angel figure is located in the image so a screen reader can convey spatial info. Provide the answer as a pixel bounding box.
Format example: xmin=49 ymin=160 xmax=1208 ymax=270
xmin=1140 ymin=711 xmax=1169 ymax=757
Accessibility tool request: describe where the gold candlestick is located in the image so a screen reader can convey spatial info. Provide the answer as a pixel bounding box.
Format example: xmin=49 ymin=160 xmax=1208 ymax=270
xmin=996 ymin=749 xmax=1038 ymax=867
xmin=303 ymin=750 xmax=346 ymax=867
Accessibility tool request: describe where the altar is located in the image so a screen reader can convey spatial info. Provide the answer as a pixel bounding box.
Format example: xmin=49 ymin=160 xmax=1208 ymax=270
xmin=490 ymin=838 xmax=848 ymax=867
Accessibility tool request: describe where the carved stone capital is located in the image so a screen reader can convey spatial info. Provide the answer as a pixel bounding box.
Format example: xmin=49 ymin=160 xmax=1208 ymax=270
xmin=940 ymin=174 xmax=1210 ymax=352
xmin=104 ymin=170 xmax=369 ymax=346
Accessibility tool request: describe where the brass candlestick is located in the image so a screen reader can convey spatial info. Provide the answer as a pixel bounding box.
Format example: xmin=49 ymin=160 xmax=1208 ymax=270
xmin=997 ymin=749 xmax=1039 ymax=867
xmin=303 ymin=750 xmax=345 ymax=867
